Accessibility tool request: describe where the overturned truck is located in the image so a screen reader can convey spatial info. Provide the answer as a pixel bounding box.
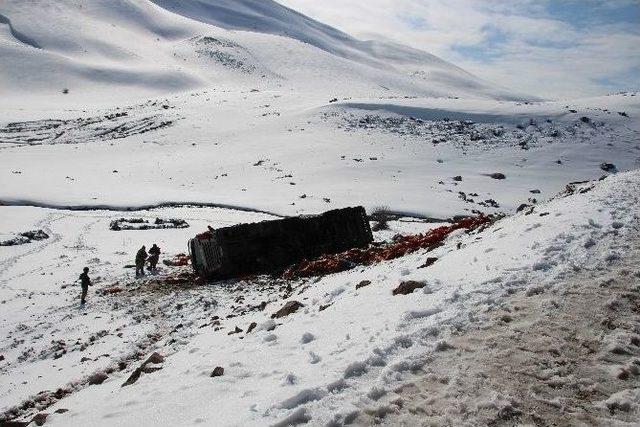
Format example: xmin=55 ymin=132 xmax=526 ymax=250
xmin=189 ymin=206 xmax=373 ymax=279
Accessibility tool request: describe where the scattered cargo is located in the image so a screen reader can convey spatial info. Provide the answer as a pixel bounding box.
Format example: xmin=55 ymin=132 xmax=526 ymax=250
xmin=284 ymin=215 xmax=491 ymax=278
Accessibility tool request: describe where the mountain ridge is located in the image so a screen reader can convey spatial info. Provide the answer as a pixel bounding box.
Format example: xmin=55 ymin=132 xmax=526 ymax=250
xmin=0 ymin=0 xmax=525 ymax=103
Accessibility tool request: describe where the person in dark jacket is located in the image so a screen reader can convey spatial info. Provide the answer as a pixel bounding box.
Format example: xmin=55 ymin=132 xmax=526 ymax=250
xmin=135 ymin=246 xmax=147 ymax=276
xmin=148 ymin=244 xmax=161 ymax=273
xmin=79 ymin=267 xmax=92 ymax=305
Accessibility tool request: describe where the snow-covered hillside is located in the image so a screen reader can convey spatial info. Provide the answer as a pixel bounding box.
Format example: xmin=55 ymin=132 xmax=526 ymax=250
xmin=1 ymin=0 xmax=640 ymax=426
xmin=0 ymin=0 xmax=519 ymax=104
xmin=1 ymin=171 xmax=639 ymax=426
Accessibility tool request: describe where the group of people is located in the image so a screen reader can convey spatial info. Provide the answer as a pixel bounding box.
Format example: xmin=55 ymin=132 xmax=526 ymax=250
xmin=78 ymin=243 xmax=162 ymax=305
xmin=135 ymin=244 xmax=161 ymax=276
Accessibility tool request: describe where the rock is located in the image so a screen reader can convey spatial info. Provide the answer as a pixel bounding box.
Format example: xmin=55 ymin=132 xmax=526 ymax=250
xmin=20 ymin=230 xmax=49 ymax=240
xmin=0 ymin=421 xmax=30 ymax=427
xmin=434 ymin=340 xmax=454 ymax=351
xmin=0 ymin=354 xmax=4 ymax=361
xmin=53 ymin=409 xmax=69 ymax=414
xmin=580 ymin=116 xmax=591 ymax=123
xmin=247 ymin=322 xmax=258 ymax=334
xmin=489 ymin=173 xmax=506 ymax=180
xmin=393 ymin=281 xmax=426 ymax=296
xmin=418 ymin=257 xmax=438 ymax=269
xmin=356 ymin=280 xmax=371 ymax=290
xmin=516 ymin=203 xmax=531 ymax=213
xmin=53 ymin=388 xmax=71 ymax=399
xmin=210 ymin=366 xmax=224 ymax=377
xmin=530 ymin=189 xmax=541 ymax=194
xmin=452 ymin=175 xmax=462 ymax=182
xmin=122 ymin=368 xmax=142 ymax=387
xmin=80 ymin=357 xmax=91 ymax=362
xmin=600 ymin=162 xmax=617 ymax=173
xmin=141 ymin=363 xmax=163 ymax=374
xmin=122 ymin=353 xmax=164 ymax=387
xmin=272 ymin=301 xmax=304 ymax=318
xmin=88 ymin=371 xmax=108 ymax=385
xmin=300 ymin=332 xmax=315 ymax=344
xmin=319 ymin=303 xmax=332 ymax=311
xmin=227 ymin=326 xmax=243 ymax=335
xmin=144 ymin=352 xmax=164 ymax=365
xmin=31 ymin=413 xmax=48 ymax=426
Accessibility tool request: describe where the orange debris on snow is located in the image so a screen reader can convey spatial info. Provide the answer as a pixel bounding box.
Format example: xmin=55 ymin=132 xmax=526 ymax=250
xmin=284 ymin=215 xmax=492 ymax=278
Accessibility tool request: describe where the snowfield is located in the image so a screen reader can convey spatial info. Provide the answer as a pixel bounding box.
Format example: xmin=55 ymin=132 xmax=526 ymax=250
xmin=1 ymin=0 xmax=640 ymax=426
xmin=1 ymin=170 xmax=639 ymax=426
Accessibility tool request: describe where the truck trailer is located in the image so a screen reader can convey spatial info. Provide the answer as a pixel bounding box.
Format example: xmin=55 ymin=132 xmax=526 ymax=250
xmin=188 ymin=206 xmax=373 ymax=279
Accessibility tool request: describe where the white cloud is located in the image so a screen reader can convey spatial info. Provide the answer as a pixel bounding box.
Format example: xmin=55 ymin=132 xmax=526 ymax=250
xmin=278 ymin=0 xmax=640 ymax=99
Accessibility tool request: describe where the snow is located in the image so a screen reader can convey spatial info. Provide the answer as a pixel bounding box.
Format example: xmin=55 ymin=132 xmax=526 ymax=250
xmin=0 ymin=0 xmax=521 ymax=107
xmin=1 ymin=0 xmax=640 ymax=425
xmin=2 ymin=170 xmax=639 ymax=425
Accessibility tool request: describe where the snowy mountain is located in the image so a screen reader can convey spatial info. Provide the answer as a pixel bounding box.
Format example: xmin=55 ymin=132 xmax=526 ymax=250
xmin=0 ymin=0 xmax=520 ymax=103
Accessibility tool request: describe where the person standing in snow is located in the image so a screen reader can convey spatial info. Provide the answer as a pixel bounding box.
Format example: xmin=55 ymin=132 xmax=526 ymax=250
xmin=135 ymin=245 xmax=148 ymax=276
xmin=147 ymin=243 xmax=161 ymax=273
xmin=79 ymin=267 xmax=92 ymax=305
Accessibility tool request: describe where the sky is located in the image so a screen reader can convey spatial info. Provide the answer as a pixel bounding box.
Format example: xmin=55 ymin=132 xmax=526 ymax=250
xmin=278 ymin=0 xmax=640 ymax=99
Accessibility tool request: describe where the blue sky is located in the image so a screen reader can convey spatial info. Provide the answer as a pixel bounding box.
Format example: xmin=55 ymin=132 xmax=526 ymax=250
xmin=280 ymin=0 xmax=640 ymax=99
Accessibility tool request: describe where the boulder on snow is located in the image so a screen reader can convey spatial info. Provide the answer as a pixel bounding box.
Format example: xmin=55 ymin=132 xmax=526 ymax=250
xmin=0 ymin=229 xmax=49 ymax=247
xmin=144 ymin=352 xmax=164 ymax=365
xmin=1 ymin=421 xmax=30 ymax=427
xmin=418 ymin=257 xmax=438 ymax=269
xmin=31 ymin=413 xmax=48 ymax=426
xmin=141 ymin=363 xmax=163 ymax=374
xmin=247 ymin=322 xmax=258 ymax=334
xmin=122 ymin=352 xmax=164 ymax=387
xmin=122 ymin=369 xmax=142 ymax=387
xmin=489 ymin=173 xmax=506 ymax=180
xmin=20 ymin=230 xmax=49 ymax=241
xmin=88 ymin=371 xmax=108 ymax=385
xmin=356 ymin=280 xmax=372 ymax=290
xmin=228 ymin=326 xmax=243 ymax=335
xmin=393 ymin=280 xmax=426 ymax=295
xmin=272 ymin=301 xmax=304 ymax=318
xmin=210 ymin=366 xmax=225 ymax=377
xmin=452 ymin=175 xmax=462 ymax=182
xmin=600 ymin=163 xmax=617 ymax=173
